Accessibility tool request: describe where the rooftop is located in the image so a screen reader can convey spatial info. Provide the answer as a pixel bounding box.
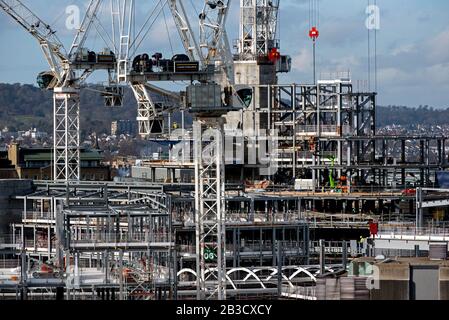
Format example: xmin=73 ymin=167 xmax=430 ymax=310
xmin=23 ymin=150 xmax=103 ymax=162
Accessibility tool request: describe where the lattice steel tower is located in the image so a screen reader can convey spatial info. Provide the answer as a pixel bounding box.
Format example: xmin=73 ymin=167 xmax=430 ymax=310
xmin=238 ymin=0 xmax=280 ymax=60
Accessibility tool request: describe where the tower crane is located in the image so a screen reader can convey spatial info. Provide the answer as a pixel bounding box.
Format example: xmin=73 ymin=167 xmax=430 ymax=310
xmin=170 ymin=0 xmax=235 ymax=301
xmin=128 ymin=0 xmax=286 ymax=301
xmin=125 ymin=0 xmax=235 ymax=300
xmin=0 ymin=0 xmax=133 ymax=181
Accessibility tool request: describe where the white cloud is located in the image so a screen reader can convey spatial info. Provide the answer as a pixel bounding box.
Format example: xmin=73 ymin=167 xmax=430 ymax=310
xmin=328 ymin=55 xmax=361 ymax=71
xmin=377 ymin=67 xmax=408 ymax=84
xmin=391 ymin=44 xmax=415 ymax=56
xmin=427 ymin=29 xmax=449 ymax=64
xmin=291 ymin=48 xmax=313 ymax=73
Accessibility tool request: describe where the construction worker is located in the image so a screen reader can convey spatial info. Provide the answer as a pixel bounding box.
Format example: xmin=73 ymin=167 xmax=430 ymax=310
xmin=358 ymin=236 xmax=366 ymax=253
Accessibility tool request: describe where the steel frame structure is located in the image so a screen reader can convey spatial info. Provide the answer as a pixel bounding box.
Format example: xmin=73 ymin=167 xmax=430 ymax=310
xmin=416 ymin=188 xmax=449 ymax=230
xmin=234 ymin=81 xmax=372 ymax=183
xmin=3 ymin=182 xmax=174 ymax=300
xmin=4 ymin=178 xmax=446 ymax=300
xmin=228 ymin=80 xmax=448 ymax=192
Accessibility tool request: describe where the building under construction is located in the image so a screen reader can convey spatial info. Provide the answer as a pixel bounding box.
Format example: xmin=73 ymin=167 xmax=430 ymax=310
xmin=1 ymin=0 xmax=449 ymax=301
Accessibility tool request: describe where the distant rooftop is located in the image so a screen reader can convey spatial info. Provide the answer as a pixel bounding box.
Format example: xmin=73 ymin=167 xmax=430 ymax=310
xmin=23 ymin=150 xmax=103 ymax=162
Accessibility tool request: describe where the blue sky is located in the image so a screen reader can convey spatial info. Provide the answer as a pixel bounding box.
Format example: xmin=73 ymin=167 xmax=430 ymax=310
xmin=1 ymin=0 xmax=449 ymax=108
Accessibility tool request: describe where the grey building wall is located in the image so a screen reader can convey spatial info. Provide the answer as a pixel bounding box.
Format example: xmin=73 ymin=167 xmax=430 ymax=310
xmin=0 ymin=179 xmax=33 ymax=237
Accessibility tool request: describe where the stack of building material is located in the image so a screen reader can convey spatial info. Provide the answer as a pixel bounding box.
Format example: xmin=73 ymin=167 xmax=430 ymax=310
xmin=340 ymin=277 xmax=355 ymax=300
xmin=354 ymin=277 xmax=370 ymax=300
xmin=429 ymin=243 xmax=448 ymax=261
xmin=315 ymin=279 xmax=326 ymax=300
xmin=325 ymin=278 xmax=340 ymax=300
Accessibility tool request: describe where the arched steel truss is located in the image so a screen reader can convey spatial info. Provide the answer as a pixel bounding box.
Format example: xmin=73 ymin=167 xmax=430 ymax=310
xmin=177 ymin=265 xmax=337 ymax=291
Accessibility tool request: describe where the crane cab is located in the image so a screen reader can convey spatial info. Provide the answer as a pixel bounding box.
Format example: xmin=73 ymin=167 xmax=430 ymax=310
xmin=37 ymin=71 xmax=57 ymax=90
xmin=96 ymin=48 xmax=116 ymax=64
xmin=75 ymin=48 xmax=97 ymax=63
xmin=131 ymin=53 xmax=199 ymax=74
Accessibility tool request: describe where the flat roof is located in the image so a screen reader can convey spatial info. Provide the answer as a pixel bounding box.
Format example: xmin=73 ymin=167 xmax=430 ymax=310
xmin=23 ymin=150 xmax=103 ymax=162
xmin=354 ymin=257 xmax=449 ymax=267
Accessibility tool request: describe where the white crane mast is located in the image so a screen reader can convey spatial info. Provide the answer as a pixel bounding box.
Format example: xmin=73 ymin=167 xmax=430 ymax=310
xmin=114 ymin=0 xmax=134 ymax=83
xmin=193 ymin=118 xmax=226 ymax=301
xmin=168 ymin=0 xmax=203 ymax=64
xmin=164 ymin=0 xmax=234 ymax=300
xmin=238 ymin=0 xmax=280 ymax=60
xmin=69 ymin=1 xmax=103 ymax=62
xmin=199 ymin=0 xmax=233 ymax=84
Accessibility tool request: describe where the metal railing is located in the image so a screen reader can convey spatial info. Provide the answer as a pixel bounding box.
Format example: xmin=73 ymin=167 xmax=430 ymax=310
xmin=277 ymin=151 xmax=338 ymax=160
xmin=238 ymin=241 xmax=307 ymax=254
xmin=281 ymin=284 xmax=317 ymax=300
xmin=0 ymin=259 xmax=20 ymax=269
xmin=177 ymin=241 xmax=308 ymax=256
xmin=295 ymin=125 xmax=342 ymax=135
xmin=71 ymin=232 xmax=171 ymax=244
xmin=0 ymin=235 xmax=13 ymax=245
xmin=378 ymin=225 xmax=449 ymax=238
xmin=264 ymin=186 xmax=405 ymax=196
xmin=181 ymin=210 xmax=375 ymax=226
xmin=303 ymin=211 xmax=373 ymax=228
xmin=309 ymin=241 xmax=363 ymax=255
xmin=8 ymin=236 xmax=55 ymax=250
xmin=24 ymin=211 xmax=54 ymax=221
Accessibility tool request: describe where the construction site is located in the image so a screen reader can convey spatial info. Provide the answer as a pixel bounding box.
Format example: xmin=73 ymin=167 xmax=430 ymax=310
xmin=1 ymin=0 xmax=449 ymax=301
